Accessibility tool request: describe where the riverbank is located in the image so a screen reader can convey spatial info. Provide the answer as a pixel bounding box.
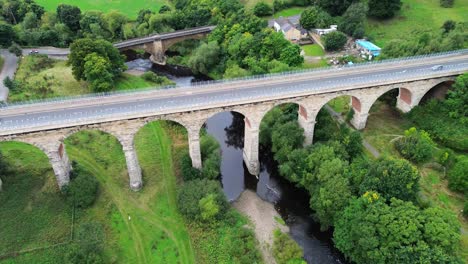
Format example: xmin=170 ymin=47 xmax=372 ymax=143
xmin=233 ymin=189 xmax=289 ymax=264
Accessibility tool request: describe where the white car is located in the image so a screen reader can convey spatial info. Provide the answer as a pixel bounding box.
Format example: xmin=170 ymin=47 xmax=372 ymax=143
xmin=431 ymin=65 xmax=444 ymax=71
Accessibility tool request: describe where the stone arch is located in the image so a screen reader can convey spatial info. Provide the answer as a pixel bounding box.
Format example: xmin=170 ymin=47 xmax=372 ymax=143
xmin=62 ymin=127 xmax=143 ymax=191
xmin=413 ymin=78 xmax=456 ymax=106
xmin=0 ymin=139 xmax=69 ymax=189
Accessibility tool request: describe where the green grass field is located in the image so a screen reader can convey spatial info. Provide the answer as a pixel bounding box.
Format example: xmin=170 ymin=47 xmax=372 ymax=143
xmin=366 ymin=0 xmax=468 ymax=47
xmin=273 ymin=7 xmax=305 ymax=18
xmin=302 ymin=44 xmax=325 ymax=56
xmin=36 ymin=0 xmax=170 ymax=19
xmin=0 ymin=142 xmax=72 ymax=261
xmin=10 ymin=56 xmax=170 ymax=102
xmin=0 ymin=122 xmax=196 ymax=263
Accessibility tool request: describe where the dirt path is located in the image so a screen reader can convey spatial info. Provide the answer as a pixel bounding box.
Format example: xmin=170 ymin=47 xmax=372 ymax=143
xmin=233 ymin=190 xmax=289 ymax=264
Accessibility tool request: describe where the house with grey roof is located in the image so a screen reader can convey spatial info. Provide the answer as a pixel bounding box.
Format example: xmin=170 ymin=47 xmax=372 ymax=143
xmin=268 ymin=15 xmax=308 ymax=42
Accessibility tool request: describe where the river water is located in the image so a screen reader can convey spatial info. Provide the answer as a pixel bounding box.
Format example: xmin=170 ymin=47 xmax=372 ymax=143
xmin=125 ymin=58 xmax=346 ymax=263
xmin=205 ymin=112 xmax=347 ymax=264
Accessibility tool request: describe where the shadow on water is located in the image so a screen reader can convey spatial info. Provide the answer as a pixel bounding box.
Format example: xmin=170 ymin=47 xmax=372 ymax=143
xmin=205 ymin=111 xmax=347 ymax=264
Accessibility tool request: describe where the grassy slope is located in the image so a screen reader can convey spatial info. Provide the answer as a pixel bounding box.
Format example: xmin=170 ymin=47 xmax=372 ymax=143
xmin=362 ymin=101 xmax=468 ymax=260
xmin=64 ymin=125 xmax=195 ymax=263
xmin=36 ymin=0 xmax=169 ymax=20
xmin=366 ymin=0 xmax=468 ymax=46
xmin=0 ymin=142 xmax=73 ymax=263
xmin=0 ymin=123 xmax=195 ymax=263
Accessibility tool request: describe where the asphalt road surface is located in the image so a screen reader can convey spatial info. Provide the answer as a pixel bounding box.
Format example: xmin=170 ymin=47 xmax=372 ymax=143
xmin=1 ymin=51 xmax=467 ymax=136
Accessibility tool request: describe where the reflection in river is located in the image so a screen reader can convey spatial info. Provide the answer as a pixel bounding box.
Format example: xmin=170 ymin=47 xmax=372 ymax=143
xmin=206 ymin=111 xmax=347 ymax=264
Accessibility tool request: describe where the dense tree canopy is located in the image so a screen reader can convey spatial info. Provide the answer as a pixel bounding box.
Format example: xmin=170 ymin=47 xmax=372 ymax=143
xmin=395 ymin=127 xmax=435 ymax=163
xmin=322 ymin=31 xmax=347 ymax=51
xmin=57 ymin=4 xmax=82 ymax=31
xmin=177 ymin=179 xmax=229 ymax=223
xmin=188 ymin=41 xmax=221 ymax=75
xmin=359 ymin=158 xmax=420 ymax=201
xmin=68 ymin=38 xmax=126 ymax=91
xmin=339 ymin=2 xmax=367 ymax=38
xmin=299 ymin=7 xmax=332 ymax=30
xmin=368 ymin=0 xmax=402 ymax=19
xmin=253 ymin=2 xmax=273 ymax=17
xmin=334 ymin=194 xmax=462 ymax=264
xmin=315 ymin=0 xmax=355 ymax=16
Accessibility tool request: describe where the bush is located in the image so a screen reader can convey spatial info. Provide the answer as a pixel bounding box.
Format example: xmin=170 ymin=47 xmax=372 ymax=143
xmin=447 ymin=157 xmax=468 ymax=194
xmin=8 ymin=42 xmax=22 ymax=57
xmin=273 ymin=229 xmax=305 ymax=264
xmin=180 ymin=153 xmax=202 ymax=181
xmin=227 ymin=227 xmax=263 ymax=263
xmin=200 ymin=133 xmax=221 ymax=180
xmin=440 ymin=0 xmax=454 ymax=7
xmin=253 ymin=2 xmax=273 ymax=17
xmin=322 ymin=31 xmax=347 ymax=51
xmin=177 ymin=179 xmax=229 ymax=223
xmin=141 ymin=71 xmax=167 ymax=84
xmin=395 ymin=127 xmax=435 ymax=163
xmin=64 ymin=168 xmax=99 ymax=208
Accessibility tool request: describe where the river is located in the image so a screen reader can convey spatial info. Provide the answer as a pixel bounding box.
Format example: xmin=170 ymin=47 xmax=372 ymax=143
xmin=125 ymin=58 xmax=346 ymax=264
xmin=205 ymin=112 xmax=347 ymax=264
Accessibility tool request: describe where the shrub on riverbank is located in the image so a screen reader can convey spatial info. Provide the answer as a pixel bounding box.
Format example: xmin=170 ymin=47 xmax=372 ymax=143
xmin=272 ymin=229 xmax=305 ymax=264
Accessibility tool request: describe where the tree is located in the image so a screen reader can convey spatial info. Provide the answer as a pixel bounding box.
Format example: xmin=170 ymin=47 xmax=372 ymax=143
xmin=440 ymin=0 xmax=454 ymax=7
xmin=103 ymin=11 xmax=127 ymax=39
xmin=395 ymin=127 xmax=435 ymax=163
xmin=200 ymin=133 xmax=221 ymax=180
xmin=272 ymin=229 xmax=305 ymax=264
xmin=339 ymin=2 xmax=368 ymax=38
xmin=8 ymin=42 xmax=21 ymax=56
xmin=65 ymin=172 xmax=99 ymax=208
xmin=188 ymin=41 xmax=220 ymax=75
xmin=68 ymin=38 xmax=126 ymax=83
xmin=368 ymin=0 xmax=402 ymax=19
xmin=322 ymin=31 xmax=347 ymax=51
xmin=359 ymin=158 xmax=420 ymax=201
xmin=445 ymin=73 xmax=468 ymax=122
xmin=334 ymin=193 xmax=462 ymax=264
xmin=279 ymin=45 xmax=304 ymax=66
xmin=253 ymin=2 xmax=273 ymax=17
xmin=83 ymin=53 xmax=114 ymax=92
xmin=223 ymin=64 xmax=250 ymax=79
xmin=447 ymin=157 xmax=468 ymax=194
xmin=309 ymin=158 xmax=352 ymax=230
xmin=0 ymin=22 xmax=15 ymax=47
xmin=271 ymin=121 xmax=304 ymax=164
xmin=57 ymin=4 xmax=82 ymax=31
xmin=315 ymin=0 xmax=354 ymax=16
xmin=177 ymin=179 xmax=229 ymax=223
xmin=299 ymin=7 xmax=332 ymax=30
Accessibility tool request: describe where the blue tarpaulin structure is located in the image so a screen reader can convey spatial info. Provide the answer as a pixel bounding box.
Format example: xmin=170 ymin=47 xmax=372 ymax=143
xmin=356 ymin=40 xmax=381 ymax=56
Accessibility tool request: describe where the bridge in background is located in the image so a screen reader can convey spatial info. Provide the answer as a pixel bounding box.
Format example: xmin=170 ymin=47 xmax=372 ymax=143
xmin=114 ymin=26 xmax=216 ymax=65
xmin=0 ymin=50 xmax=467 ymax=191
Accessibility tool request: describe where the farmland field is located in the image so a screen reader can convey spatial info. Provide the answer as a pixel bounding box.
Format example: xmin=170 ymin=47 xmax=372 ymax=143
xmin=36 ymin=0 xmax=170 ymax=19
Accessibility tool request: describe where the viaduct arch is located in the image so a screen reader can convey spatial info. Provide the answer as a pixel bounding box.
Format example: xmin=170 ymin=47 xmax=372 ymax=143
xmin=0 ymin=75 xmax=460 ymax=191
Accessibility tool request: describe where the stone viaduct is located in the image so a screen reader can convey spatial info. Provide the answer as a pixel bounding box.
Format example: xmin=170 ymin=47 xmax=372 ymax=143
xmin=114 ymin=26 xmax=215 ymax=65
xmin=0 ymin=76 xmax=457 ymax=192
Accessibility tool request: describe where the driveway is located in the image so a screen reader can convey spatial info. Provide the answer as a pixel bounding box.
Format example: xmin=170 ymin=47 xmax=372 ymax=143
xmin=0 ymin=47 xmax=69 ymax=101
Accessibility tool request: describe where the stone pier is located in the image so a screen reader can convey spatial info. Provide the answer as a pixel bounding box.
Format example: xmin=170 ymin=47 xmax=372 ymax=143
xmin=298 ymin=105 xmax=316 ymax=146
xmin=243 ymin=117 xmax=260 ymax=175
xmin=188 ymin=129 xmax=202 ymax=169
xmin=47 ymin=143 xmax=71 ymax=188
xmin=121 ymin=139 xmax=143 ymax=191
